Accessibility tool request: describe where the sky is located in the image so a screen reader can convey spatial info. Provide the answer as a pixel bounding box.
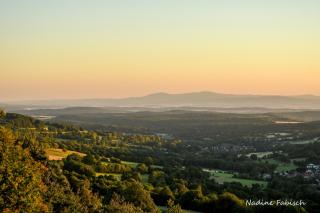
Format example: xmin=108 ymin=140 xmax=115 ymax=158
xmin=1 ymin=0 xmax=320 ymax=101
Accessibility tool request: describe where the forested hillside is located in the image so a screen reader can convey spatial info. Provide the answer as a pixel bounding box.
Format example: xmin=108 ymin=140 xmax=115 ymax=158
xmin=0 ymin=109 xmax=318 ymax=212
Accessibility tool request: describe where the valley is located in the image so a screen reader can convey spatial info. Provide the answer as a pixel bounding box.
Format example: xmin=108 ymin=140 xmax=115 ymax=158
xmin=1 ymin=107 xmax=320 ymax=212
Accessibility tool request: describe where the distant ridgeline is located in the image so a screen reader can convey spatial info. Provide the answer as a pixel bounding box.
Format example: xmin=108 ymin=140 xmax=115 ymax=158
xmin=0 ymin=109 xmax=318 ymax=212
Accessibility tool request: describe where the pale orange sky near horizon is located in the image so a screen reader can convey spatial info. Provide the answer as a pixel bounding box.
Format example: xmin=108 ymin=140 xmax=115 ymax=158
xmin=1 ymin=0 xmax=320 ymax=101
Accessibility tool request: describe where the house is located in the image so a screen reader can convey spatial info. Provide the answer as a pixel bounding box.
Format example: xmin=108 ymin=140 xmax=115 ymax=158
xmin=303 ymin=164 xmax=320 ymax=179
xmin=262 ymin=173 xmax=272 ymax=180
xmin=306 ymin=164 xmax=317 ymax=170
xmin=304 ymin=170 xmax=314 ymax=179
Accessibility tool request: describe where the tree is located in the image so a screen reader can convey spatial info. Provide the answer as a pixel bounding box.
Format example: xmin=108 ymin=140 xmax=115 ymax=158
xmin=82 ymin=154 xmax=96 ymax=165
xmin=179 ymin=188 xmax=204 ymax=211
xmin=77 ymin=179 xmax=102 ymax=212
xmin=149 ymin=170 xmax=166 ymax=186
xmin=0 ymin=109 xmax=5 ymax=118
xmin=250 ymin=154 xmax=258 ymax=161
xmin=67 ymin=153 xmax=83 ymax=162
xmin=0 ymin=127 xmax=48 ymax=212
xmin=136 ymin=163 xmax=148 ymax=174
xmin=122 ymin=171 xmax=142 ymax=182
xmin=144 ymin=156 xmax=154 ymax=166
xmin=44 ymin=162 xmax=98 ymax=213
xmin=215 ymin=192 xmax=247 ymax=213
xmin=166 ymin=199 xmax=186 ymax=213
xmin=106 ymin=193 xmax=144 ymax=213
xmin=21 ymin=134 xmax=47 ymax=161
xmin=154 ymin=186 xmax=175 ymax=205
xmin=119 ymin=181 xmax=158 ymax=212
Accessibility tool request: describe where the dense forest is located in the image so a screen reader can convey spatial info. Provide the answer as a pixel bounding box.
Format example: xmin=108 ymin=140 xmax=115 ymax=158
xmin=1 ymin=109 xmax=319 ymax=212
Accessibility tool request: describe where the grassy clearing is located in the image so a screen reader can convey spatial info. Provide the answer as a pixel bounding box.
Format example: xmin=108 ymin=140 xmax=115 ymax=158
xmin=263 ymin=159 xmax=298 ymax=172
xmin=291 ymin=158 xmax=306 ymax=162
xmin=45 ymin=148 xmax=86 ymax=160
xmin=151 ymin=165 xmax=163 ymax=169
xmin=122 ymin=161 xmax=139 ymax=168
xmin=289 ymin=138 xmax=319 ymax=145
xmin=96 ymin=173 xmax=122 ymax=180
xmin=205 ymin=169 xmax=268 ymax=187
xmin=122 ymin=161 xmax=163 ymax=169
xmin=276 ymin=164 xmax=298 ymax=172
xmin=246 ymin=151 xmax=273 ymax=158
xmin=53 ymin=138 xmax=73 ymax=142
xmin=141 ymin=174 xmax=149 ymax=183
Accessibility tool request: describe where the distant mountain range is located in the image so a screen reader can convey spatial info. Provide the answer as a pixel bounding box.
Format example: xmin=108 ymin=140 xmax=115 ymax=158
xmin=2 ymin=92 xmax=320 ymax=110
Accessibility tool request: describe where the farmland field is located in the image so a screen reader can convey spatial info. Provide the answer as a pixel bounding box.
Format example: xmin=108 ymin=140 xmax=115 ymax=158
xmin=122 ymin=161 xmax=139 ymax=168
xmin=263 ymin=159 xmax=298 ymax=172
xmin=289 ymin=138 xmax=319 ymax=145
xmin=204 ymin=169 xmax=268 ymax=187
xmin=45 ymin=148 xmax=86 ymax=160
xmin=122 ymin=161 xmax=163 ymax=169
xmin=246 ymin=151 xmax=273 ymax=158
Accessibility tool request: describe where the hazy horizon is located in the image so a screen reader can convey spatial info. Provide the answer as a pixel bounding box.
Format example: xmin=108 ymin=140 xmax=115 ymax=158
xmin=1 ymin=0 xmax=320 ymax=101
xmin=2 ymin=90 xmax=320 ymax=102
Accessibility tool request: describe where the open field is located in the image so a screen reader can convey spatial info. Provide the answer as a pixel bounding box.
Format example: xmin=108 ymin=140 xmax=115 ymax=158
xmin=31 ymin=115 xmax=56 ymax=120
xmin=54 ymin=138 xmax=73 ymax=142
xmin=96 ymin=173 xmax=122 ymax=180
xmin=122 ymin=161 xmax=139 ymax=168
xmin=246 ymin=151 xmax=273 ymax=158
xmin=263 ymin=159 xmax=298 ymax=172
xmin=45 ymin=148 xmax=86 ymax=160
xmin=122 ymin=161 xmax=163 ymax=169
xmin=289 ymin=138 xmax=319 ymax=145
xmin=204 ymin=169 xmax=268 ymax=187
xmin=291 ymin=158 xmax=306 ymax=162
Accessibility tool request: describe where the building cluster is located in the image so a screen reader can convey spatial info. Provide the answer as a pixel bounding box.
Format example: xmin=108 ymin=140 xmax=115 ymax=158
xmin=304 ymin=163 xmax=320 ymax=179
